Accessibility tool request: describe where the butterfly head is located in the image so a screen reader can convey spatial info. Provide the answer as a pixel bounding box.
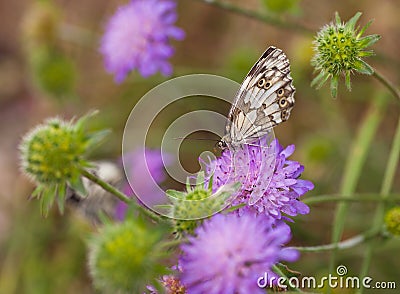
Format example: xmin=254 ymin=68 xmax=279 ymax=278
xmin=216 ymin=140 xmax=228 ymax=150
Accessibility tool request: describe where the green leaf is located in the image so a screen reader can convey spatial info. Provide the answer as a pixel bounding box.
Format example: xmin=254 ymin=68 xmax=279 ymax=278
xmin=166 ymin=189 xmax=186 ymax=200
xmin=31 ymin=185 xmax=43 ymax=199
xmin=357 ymin=19 xmax=373 ymax=38
xmin=330 ymin=75 xmax=339 ymax=98
xmin=358 ymin=34 xmax=381 ymax=49
xmin=335 ymin=11 xmax=342 ymax=25
xmin=40 ymin=185 xmax=57 ymax=216
xmin=195 ymin=171 xmax=205 ymax=190
xmin=57 ymin=183 xmax=67 ymax=214
xmin=74 ymin=110 xmax=99 ymax=132
xmin=345 ymin=71 xmax=352 ymax=91
xmin=69 ymin=176 xmax=87 ymax=196
xmin=358 ymin=50 xmax=375 ymax=57
xmin=354 ymin=59 xmax=374 ymax=75
xmin=222 ymin=203 xmax=246 ymax=214
xmin=311 ymin=71 xmax=330 ymax=89
xmin=207 ymin=174 xmax=214 ymax=192
xmin=86 ymin=129 xmax=111 ymax=151
xmin=345 ymin=12 xmax=362 ymax=32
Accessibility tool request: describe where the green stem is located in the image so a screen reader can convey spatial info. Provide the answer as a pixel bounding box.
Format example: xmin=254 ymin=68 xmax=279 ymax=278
xmin=80 ymin=168 xmax=163 ymax=222
xmin=290 ymin=229 xmax=380 ymax=252
xmin=191 ymin=0 xmax=313 ymax=34
xmin=303 ymin=194 xmax=400 ymax=205
xmin=329 ymin=93 xmax=387 ymax=279
xmin=372 ymin=70 xmax=400 ymax=103
xmin=358 ymin=114 xmax=400 ymax=293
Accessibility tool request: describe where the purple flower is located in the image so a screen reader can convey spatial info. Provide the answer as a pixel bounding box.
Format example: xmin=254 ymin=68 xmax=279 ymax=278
xmin=206 ymin=138 xmax=314 ymax=221
xmin=180 ymin=212 xmax=298 ymax=293
xmin=100 ymin=0 xmax=185 ymax=83
xmin=116 ymin=148 xmax=172 ymax=220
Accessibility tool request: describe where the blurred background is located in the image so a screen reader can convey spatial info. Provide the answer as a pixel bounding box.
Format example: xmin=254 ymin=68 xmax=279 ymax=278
xmin=0 ymin=0 xmax=399 ymax=293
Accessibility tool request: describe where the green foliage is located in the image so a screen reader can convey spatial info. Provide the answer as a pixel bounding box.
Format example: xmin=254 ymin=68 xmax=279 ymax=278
xmin=19 ymin=112 xmax=109 ymax=215
xmin=165 ymin=172 xmax=240 ymax=237
xmin=385 ymin=207 xmax=400 ymax=236
xmin=87 ymin=217 xmax=167 ymax=293
xmin=31 ymin=48 xmax=76 ymax=98
xmin=311 ymin=12 xmax=380 ymax=97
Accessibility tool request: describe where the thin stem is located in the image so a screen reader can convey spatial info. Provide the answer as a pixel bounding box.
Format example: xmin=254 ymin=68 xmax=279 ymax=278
xmin=191 ymin=0 xmax=313 ymax=34
xmin=329 ymin=94 xmax=386 ymax=278
xmin=80 ymin=168 xmax=163 ymax=222
xmin=358 ymin=114 xmax=400 ymax=293
xmin=303 ymin=194 xmax=400 ymax=205
xmin=272 ymin=265 xmax=303 ymax=292
xmin=372 ymin=70 xmax=400 ymax=103
xmin=289 ymin=229 xmax=381 ymax=252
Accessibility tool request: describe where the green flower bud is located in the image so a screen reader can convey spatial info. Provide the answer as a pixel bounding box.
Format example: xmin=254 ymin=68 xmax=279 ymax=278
xmin=88 ymin=218 xmax=166 ymax=293
xmin=165 ymin=172 xmax=240 ymax=237
xmin=19 ymin=112 xmax=109 ymax=215
xmin=385 ymin=207 xmax=400 ymax=236
xmin=31 ymin=48 xmax=76 ymax=98
xmin=311 ymin=12 xmax=380 ymax=98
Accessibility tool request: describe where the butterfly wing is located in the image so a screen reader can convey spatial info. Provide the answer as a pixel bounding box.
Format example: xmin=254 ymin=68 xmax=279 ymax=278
xmin=225 ymin=46 xmax=295 ymax=146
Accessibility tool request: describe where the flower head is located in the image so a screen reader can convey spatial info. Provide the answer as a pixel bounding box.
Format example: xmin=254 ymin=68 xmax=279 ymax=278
xmin=206 ymin=138 xmax=313 ymax=222
xmin=88 ymin=217 xmax=166 ymax=293
xmin=311 ymin=12 xmax=380 ymax=97
xmin=165 ymin=172 xmax=240 ymax=237
xmin=385 ymin=207 xmax=400 ymax=236
xmin=19 ymin=112 xmax=108 ymax=215
xmin=100 ymin=0 xmax=185 ymax=83
xmin=180 ymin=212 xmax=299 ymax=293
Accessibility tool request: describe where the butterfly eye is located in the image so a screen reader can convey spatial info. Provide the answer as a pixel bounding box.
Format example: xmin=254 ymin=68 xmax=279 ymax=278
xmin=279 ymin=97 xmax=288 ymax=108
xmin=277 ymin=88 xmax=285 ymax=97
xmin=257 ymin=78 xmax=266 ymax=88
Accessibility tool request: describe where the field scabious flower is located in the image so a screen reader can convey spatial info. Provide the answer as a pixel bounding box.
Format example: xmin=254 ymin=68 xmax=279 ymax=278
xmin=206 ymin=138 xmax=313 ymax=222
xmin=165 ymin=172 xmax=240 ymax=237
xmin=385 ymin=207 xmax=400 ymax=236
xmin=100 ymin=0 xmax=185 ymax=83
xmin=88 ymin=217 xmax=167 ymax=294
xmin=311 ymin=12 xmax=380 ymax=97
xmin=180 ymin=212 xmax=298 ymax=293
xmin=19 ymin=112 xmax=108 ymax=215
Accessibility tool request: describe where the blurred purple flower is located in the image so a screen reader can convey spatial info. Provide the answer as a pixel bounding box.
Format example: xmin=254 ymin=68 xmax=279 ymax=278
xmin=180 ymin=212 xmax=298 ymax=293
xmin=206 ymin=138 xmax=314 ymax=222
xmin=116 ymin=148 xmax=171 ymax=220
xmin=100 ymin=0 xmax=185 ymax=83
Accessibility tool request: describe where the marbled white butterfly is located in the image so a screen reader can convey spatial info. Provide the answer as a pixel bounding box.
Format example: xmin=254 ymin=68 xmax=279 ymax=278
xmin=218 ymin=46 xmax=295 ymax=149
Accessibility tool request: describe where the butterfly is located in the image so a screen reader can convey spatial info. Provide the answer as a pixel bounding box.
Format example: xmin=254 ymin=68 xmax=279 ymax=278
xmin=218 ymin=46 xmax=295 ymax=150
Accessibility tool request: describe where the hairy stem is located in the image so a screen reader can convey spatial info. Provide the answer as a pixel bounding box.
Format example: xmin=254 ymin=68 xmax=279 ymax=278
xmin=372 ymin=70 xmax=400 ymax=103
xmin=329 ymin=93 xmax=387 ymax=278
xmin=358 ymin=114 xmax=400 ymax=293
xmin=80 ymin=168 xmax=163 ymax=222
xmin=191 ymin=0 xmax=313 ymax=34
xmin=289 ymin=229 xmax=381 ymax=252
xmin=303 ymin=194 xmax=400 ymax=205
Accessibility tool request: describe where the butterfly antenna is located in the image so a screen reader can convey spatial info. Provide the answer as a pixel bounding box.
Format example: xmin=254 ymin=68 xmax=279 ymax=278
xmin=173 ymin=137 xmax=220 ymax=142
